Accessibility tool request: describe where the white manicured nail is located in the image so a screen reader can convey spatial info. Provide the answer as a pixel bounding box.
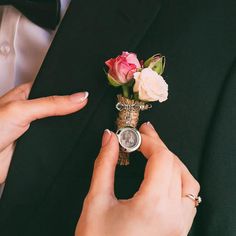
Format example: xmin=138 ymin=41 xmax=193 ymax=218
xmin=102 ymin=129 xmax=112 ymax=147
xmin=146 ymin=121 xmax=155 ymax=130
xmin=70 ymin=91 xmax=89 ymax=103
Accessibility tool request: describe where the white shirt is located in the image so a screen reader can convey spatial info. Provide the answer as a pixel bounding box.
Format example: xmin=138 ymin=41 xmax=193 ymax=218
xmin=0 ymin=0 xmax=71 ymax=96
xmin=0 ymin=0 xmax=71 ymax=197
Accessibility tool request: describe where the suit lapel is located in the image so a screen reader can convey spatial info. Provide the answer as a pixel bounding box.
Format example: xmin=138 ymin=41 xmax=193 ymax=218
xmin=0 ymin=0 xmax=162 ymax=227
xmin=194 ymin=60 xmax=236 ymax=235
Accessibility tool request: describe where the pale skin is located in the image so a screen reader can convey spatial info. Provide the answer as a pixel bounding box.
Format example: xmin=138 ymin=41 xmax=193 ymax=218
xmin=75 ymin=124 xmax=200 ymax=236
xmin=0 ymin=82 xmax=88 ymax=184
xmin=0 ymin=83 xmax=200 ymax=235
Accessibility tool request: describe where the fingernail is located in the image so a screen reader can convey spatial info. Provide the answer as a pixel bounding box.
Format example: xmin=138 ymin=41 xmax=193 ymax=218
xmin=102 ymin=129 xmax=111 ymax=147
xmin=146 ymin=121 xmax=155 ymax=130
xmin=70 ymin=91 xmax=89 ymax=103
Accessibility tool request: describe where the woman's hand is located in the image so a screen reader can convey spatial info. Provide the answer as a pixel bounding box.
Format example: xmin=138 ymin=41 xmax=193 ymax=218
xmin=0 ymin=83 xmax=88 ymax=184
xmin=75 ymin=122 xmax=200 ymax=236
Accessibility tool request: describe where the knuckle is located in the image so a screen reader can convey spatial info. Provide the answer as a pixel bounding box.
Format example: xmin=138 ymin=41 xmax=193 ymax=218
xmin=159 ymin=147 xmax=174 ymax=157
xmin=155 ymin=147 xmax=175 ymax=163
xmin=94 ymin=151 xmax=112 ymax=169
xmin=83 ymin=194 xmax=94 ymax=206
xmin=94 ymin=155 xmax=104 ymax=169
xmin=45 ymin=95 xmax=63 ymax=115
xmin=94 ymin=154 xmax=110 ymax=170
xmin=173 ymin=160 xmax=182 ymax=174
xmin=193 ymin=179 xmax=201 ymax=193
xmin=188 ymin=177 xmax=200 ymax=194
xmin=82 ymin=195 xmax=95 ymax=211
xmin=48 ymin=95 xmax=59 ymax=103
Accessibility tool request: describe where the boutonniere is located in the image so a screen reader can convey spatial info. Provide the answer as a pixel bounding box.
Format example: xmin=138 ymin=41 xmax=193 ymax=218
xmin=105 ymin=52 xmax=168 ymax=165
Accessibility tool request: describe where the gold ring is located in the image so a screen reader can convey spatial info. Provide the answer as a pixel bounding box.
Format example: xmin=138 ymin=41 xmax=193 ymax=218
xmin=185 ymin=194 xmax=202 ymax=207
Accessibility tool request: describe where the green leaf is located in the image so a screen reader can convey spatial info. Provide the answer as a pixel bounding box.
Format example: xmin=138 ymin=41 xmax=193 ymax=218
xmin=144 ymin=54 xmax=166 ymax=75
xmin=107 ymin=74 xmax=121 ymax=87
xmin=144 ymin=53 xmax=162 ymax=67
xmin=150 ymin=56 xmax=166 ymax=75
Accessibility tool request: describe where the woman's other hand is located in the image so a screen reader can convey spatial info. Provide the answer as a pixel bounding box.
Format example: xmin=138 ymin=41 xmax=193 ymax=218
xmin=0 ymin=83 xmax=88 ymax=184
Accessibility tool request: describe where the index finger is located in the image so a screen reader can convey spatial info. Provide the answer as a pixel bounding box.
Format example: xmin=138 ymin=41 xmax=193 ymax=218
xmin=138 ymin=123 xmax=174 ymax=198
xmin=18 ymin=92 xmax=89 ymax=124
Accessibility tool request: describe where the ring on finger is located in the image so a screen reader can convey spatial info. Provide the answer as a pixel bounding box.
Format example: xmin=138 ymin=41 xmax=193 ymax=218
xmin=185 ymin=194 xmax=202 ymax=207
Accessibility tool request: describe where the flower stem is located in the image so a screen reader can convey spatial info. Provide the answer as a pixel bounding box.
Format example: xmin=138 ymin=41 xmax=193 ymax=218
xmin=122 ymin=85 xmax=129 ymax=98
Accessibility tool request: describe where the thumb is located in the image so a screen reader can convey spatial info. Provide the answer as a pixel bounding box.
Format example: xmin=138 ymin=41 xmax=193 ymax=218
xmin=88 ymin=130 xmax=119 ymax=197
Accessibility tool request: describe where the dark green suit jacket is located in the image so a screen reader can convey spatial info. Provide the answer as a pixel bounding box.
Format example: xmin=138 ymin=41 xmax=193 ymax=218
xmin=0 ymin=0 xmax=235 ymax=235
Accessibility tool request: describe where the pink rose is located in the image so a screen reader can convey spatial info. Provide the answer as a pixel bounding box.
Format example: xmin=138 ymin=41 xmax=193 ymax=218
xmin=105 ymin=52 xmax=141 ymax=85
xmin=133 ymin=68 xmax=168 ymax=102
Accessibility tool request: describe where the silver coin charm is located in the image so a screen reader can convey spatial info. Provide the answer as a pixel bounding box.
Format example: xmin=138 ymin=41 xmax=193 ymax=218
xmin=116 ymin=127 xmax=142 ymax=153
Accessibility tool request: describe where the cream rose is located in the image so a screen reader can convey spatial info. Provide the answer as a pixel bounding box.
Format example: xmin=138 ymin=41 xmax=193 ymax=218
xmin=133 ymin=68 xmax=168 ymax=102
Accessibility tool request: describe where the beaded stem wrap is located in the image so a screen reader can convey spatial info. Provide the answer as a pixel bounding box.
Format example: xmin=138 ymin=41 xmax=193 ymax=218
xmin=116 ymin=95 xmax=151 ymax=165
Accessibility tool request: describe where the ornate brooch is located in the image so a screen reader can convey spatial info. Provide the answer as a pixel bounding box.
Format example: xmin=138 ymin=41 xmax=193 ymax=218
xmin=105 ymin=52 xmax=168 ymax=165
